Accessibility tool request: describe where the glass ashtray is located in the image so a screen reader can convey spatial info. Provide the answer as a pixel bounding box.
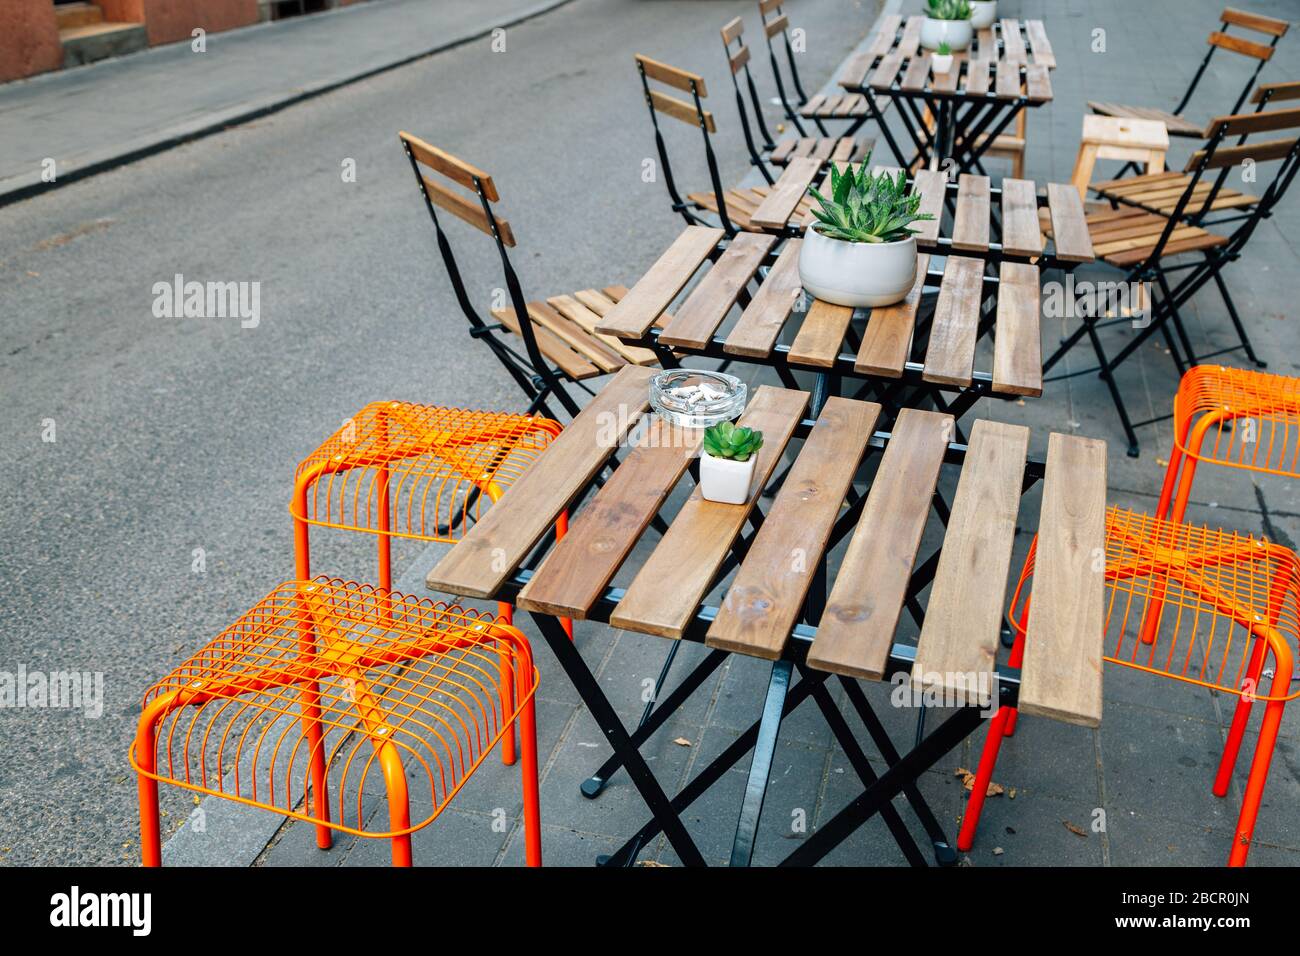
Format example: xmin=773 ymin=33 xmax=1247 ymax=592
xmin=649 ymin=369 xmax=746 ymax=429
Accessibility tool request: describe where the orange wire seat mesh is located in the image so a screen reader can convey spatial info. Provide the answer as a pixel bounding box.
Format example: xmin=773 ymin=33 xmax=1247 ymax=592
xmin=1173 ymin=366 xmax=1300 ymax=478
xmin=130 ymin=578 xmax=538 ymax=838
xmin=1011 ymin=507 xmax=1300 ymax=702
xmin=291 ymin=402 xmax=561 ymax=541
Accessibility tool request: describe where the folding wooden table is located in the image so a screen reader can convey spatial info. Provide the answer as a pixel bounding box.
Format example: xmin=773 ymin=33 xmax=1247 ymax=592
xmin=837 ymin=14 xmax=1056 ymax=175
xmin=427 ymin=365 xmax=1108 ymax=866
xmin=595 ymin=172 xmax=1094 ymax=430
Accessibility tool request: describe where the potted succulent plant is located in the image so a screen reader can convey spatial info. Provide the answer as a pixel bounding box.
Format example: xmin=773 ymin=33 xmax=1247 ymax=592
xmin=931 ymin=41 xmax=954 ymax=74
xmin=969 ymin=0 xmax=997 ymax=29
xmin=799 ymin=156 xmax=935 ymax=308
xmin=700 ymin=421 xmax=764 ymax=505
xmin=920 ymin=0 xmax=973 ymax=51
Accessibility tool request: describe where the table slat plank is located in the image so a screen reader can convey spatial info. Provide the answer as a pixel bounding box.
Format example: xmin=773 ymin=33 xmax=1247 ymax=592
xmin=516 ymin=418 xmax=702 ymax=619
xmin=922 ymin=255 xmax=984 ymax=388
xmin=1047 ymin=181 xmax=1096 ymax=262
xmin=1020 ymin=433 xmax=1108 ymax=727
xmin=1000 ymin=177 xmax=1043 ymax=257
xmin=870 ymin=53 xmax=904 ymax=90
xmin=900 ymin=53 xmax=931 ymax=92
xmin=595 ymin=226 xmax=723 ymax=338
xmin=911 ymin=419 xmax=1029 ymax=704
xmin=807 ymin=408 xmax=951 ymax=679
xmin=750 ymin=157 xmax=822 ymax=230
xmin=964 ymin=57 xmax=991 ymax=95
xmin=706 ymin=397 xmax=881 ymax=660
xmin=897 ymin=15 xmax=923 ymax=57
xmin=912 ymin=168 xmax=947 ymax=246
xmin=1026 ymin=19 xmax=1055 ymax=68
xmin=952 ymin=173 xmax=991 ymax=252
xmin=1000 ymin=18 xmax=1027 ymax=63
xmin=610 ymin=387 xmax=810 ymax=638
xmin=788 ymin=297 xmax=854 ymax=367
xmin=867 ymin=13 xmax=903 ymax=56
xmin=855 ymin=253 xmax=929 ymax=377
xmin=427 ymin=365 xmax=657 ymax=598
xmin=724 ymin=239 xmax=804 ymax=357
xmin=992 ymin=261 xmax=1042 ymax=397
xmin=995 ymin=60 xmax=1022 ymax=99
xmin=1025 ymin=62 xmax=1052 ymax=102
xmin=659 ymin=231 xmax=774 ymax=349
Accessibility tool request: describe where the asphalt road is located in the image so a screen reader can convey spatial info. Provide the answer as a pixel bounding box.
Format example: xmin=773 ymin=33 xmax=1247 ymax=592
xmin=0 ymin=0 xmax=875 ymax=865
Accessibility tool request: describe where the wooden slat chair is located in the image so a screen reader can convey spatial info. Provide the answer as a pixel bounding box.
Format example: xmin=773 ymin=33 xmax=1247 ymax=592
xmin=1042 ymin=105 xmax=1300 ymax=455
xmin=132 ymin=578 xmax=542 ymax=867
xmin=399 ymin=131 xmax=660 ymax=421
xmin=634 ymin=53 xmax=817 ymax=236
xmin=1085 ymin=82 xmax=1300 ymax=219
xmin=959 ymin=507 xmax=1300 ymax=867
xmin=720 ymin=16 xmax=872 ymax=173
xmin=1089 ymin=6 xmax=1290 ymax=146
xmin=756 ymin=0 xmax=884 ymax=137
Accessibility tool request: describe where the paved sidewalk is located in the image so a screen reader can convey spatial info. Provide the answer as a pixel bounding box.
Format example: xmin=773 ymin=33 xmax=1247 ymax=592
xmin=159 ymin=0 xmax=1300 ymax=868
xmin=0 ymin=0 xmax=571 ymax=205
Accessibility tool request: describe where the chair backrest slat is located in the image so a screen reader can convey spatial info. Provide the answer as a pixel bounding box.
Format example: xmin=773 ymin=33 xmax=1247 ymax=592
xmin=421 ymin=174 xmax=517 ymax=246
xmin=1220 ymin=7 xmax=1290 ymax=37
xmin=729 ymin=43 xmax=751 ymax=75
xmin=722 ymin=15 xmax=744 ymax=44
xmin=758 ymin=0 xmax=783 ymax=14
xmin=401 ymin=132 xmax=500 ymax=202
xmin=1252 ymin=80 xmax=1300 ymax=104
xmin=1185 ymin=136 xmax=1299 ymax=171
xmin=637 ymin=54 xmax=708 ymax=96
xmin=764 ymin=12 xmax=789 ymax=38
xmin=649 ymin=88 xmax=717 ymax=131
xmin=1208 ymin=29 xmax=1276 ymax=61
xmin=1204 ymin=104 xmax=1300 ymax=138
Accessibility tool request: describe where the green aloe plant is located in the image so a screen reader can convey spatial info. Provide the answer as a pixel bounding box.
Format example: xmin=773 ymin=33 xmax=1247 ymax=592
xmin=703 ymin=421 xmax=764 ymax=462
xmin=937 ymin=41 xmax=952 ymax=55
xmin=807 ymin=155 xmax=934 ymax=244
xmin=925 ymin=0 xmax=971 ymax=20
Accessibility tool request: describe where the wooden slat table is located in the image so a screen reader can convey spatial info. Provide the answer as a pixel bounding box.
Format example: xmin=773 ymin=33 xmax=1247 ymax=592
xmin=595 ymin=174 xmax=1092 ymax=421
xmin=838 ymin=15 xmax=1056 ymax=175
xmin=427 ymin=365 xmax=1108 ymax=867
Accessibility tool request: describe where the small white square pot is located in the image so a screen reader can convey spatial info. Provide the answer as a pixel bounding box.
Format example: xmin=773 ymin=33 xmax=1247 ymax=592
xmin=931 ymin=53 xmax=954 ymax=74
xmin=700 ymin=451 xmax=757 ymax=505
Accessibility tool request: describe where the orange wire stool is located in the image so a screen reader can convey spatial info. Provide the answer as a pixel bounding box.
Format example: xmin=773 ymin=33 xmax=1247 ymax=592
xmin=290 ymin=401 xmax=571 ymax=764
xmin=1158 ymin=366 xmax=1300 ymax=523
xmin=959 ymin=507 xmax=1300 ymax=866
xmin=130 ymin=578 xmax=541 ymax=867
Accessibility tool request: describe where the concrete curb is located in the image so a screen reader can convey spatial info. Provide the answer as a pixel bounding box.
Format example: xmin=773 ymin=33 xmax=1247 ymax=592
xmin=0 ymin=0 xmax=576 ymax=209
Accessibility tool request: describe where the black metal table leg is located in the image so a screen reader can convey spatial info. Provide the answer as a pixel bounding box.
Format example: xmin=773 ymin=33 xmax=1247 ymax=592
xmin=729 ymin=659 xmax=793 ymax=866
xmin=779 ymin=705 xmax=984 ymax=866
xmin=580 ymin=647 xmax=728 ymax=798
xmin=529 ymin=612 xmax=709 ymax=867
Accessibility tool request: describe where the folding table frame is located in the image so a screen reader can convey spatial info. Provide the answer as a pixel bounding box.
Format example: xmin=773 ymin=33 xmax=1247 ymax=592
xmin=427 ymin=366 xmax=1108 ymax=867
xmin=836 ymin=15 xmax=1054 ymax=176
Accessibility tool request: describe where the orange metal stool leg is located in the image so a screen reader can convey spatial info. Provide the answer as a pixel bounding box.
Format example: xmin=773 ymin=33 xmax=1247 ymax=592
xmin=134 ymin=692 xmax=179 ymax=867
xmin=293 ymin=596 xmax=334 ymax=850
xmin=1228 ymin=634 xmax=1292 ymax=866
xmin=1214 ymin=634 xmax=1270 ymax=797
xmin=378 ymin=742 xmax=413 ymax=867
xmin=519 ymin=679 xmax=543 ymax=866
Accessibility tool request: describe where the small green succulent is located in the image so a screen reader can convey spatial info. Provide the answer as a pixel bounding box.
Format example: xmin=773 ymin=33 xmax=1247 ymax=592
xmin=925 ymin=0 xmax=971 ymax=20
xmin=937 ymin=41 xmax=952 ymax=55
xmin=703 ymin=421 xmax=764 ymax=462
xmin=807 ymin=155 xmax=934 ymax=244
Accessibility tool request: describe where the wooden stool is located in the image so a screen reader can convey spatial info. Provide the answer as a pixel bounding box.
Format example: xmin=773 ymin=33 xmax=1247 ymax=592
xmin=1069 ymin=115 xmax=1169 ymax=198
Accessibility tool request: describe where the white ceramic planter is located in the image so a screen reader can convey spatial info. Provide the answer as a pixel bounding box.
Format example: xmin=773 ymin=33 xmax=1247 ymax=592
xmin=931 ymin=53 xmax=954 ymax=74
xmin=919 ymin=16 xmax=973 ymax=51
xmin=700 ymin=451 xmax=757 ymax=505
xmin=798 ymin=226 xmax=918 ymax=308
xmin=969 ymin=0 xmax=997 ymax=29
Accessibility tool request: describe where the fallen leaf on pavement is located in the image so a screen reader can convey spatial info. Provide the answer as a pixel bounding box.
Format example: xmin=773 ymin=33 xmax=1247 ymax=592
xmin=672 ymin=737 xmax=692 ymax=747
xmin=1064 ymin=820 xmax=1088 ymax=838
